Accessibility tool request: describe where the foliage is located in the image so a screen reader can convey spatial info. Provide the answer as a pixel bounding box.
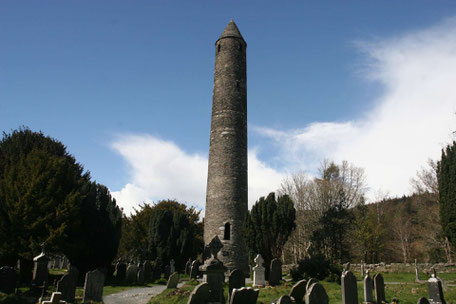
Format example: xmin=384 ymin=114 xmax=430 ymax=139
xmin=438 ymin=141 xmax=456 ymax=247
xmin=290 ymin=254 xmax=342 ymax=283
xmin=0 ymin=128 xmax=122 ymax=275
xmin=244 ymin=192 xmax=296 ymax=278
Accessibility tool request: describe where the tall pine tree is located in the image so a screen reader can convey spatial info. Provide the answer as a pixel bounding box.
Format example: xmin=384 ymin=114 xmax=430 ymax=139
xmin=438 ymin=141 xmax=456 ymax=247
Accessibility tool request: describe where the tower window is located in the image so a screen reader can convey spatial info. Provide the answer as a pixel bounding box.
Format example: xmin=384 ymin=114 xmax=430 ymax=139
xmin=218 ymin=44 xmax=221 ymax=53
xmin=224 ymin=222 xmax=231 ymax=240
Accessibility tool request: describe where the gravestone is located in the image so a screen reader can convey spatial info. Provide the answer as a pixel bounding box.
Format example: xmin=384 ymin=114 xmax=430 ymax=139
xmin=126 ymin=263 xmax=138 ymax=284
xmin=190 ymin=260 xmax=200 ymax=279
xmin=253 ymin=254 xmax=265 ymax=287
xmin=153 ymin=257 xmax=162 ymax=281
xmin=229 ymin=287 xmax=259 ymax=304
xmin=170 ymin=259 xmax=175 ymax=274
xmin=69 ymin=265 xmax=79 ymax=283
xmin=185 ymin=259 xmax=192 ymax=275
xmin=116 ymin=261 xmax=127 ymax=281
xmin=167 ymin=272 xmax=179 ymax=288
xmin=363 ymin=271 xmax=374 ymax=304
xmin=61 ymin=257 xmax=68 ymax=269
xmin=32 ymin=245 xmax=50 ymax=286
xmin=143 ymin=260 xmax=152 ymax=281
xmin=306 ymin=282 xmax=329 ymax=304
xmin=373 ymin=273 xmax=386 ymax=304
xmin=276 ymin=295 xmax=294 ymax=304
xmin=306 ymin=278 xmax=318 ymax=292
xmin=269 ymin=258 xmax=282 ymax=286
xmin=137 ymin=266 xmax=145 ymax=285
xmin=201 ymin=235 xmax=227 ymax=304
xmin=0 ymin=266 xmax=16 ymax=294
xmin=417 ymin=297 xmax=430 ymax=304
xmin=289 ymin=279 xmax=307 ymax=303
xmin=361 ymin=261 xmax=365 ymax=277
xmin=82 ymin=269 xmax=105 ymax=303
xmin=52 ymin=258 xmax=59 ymax=269
xmin=57 ymin=272 xmax=76 ymax=303
xmin=342 ymin=270 xmax=358 ymax=304
xmin=228 ymin=269 xmax=245 ymax=302
xmin=188 ymin=282 xmax=210 ymax=304
xmin=164 ymin=265 xmax=171 ymax=280
xmin=415 ymin=259 xmax=421 ymax=281
xmin=428 ymin=270 xmax=446 ymax=304
xmin=41 ymin=292 xmax=65 ymax=304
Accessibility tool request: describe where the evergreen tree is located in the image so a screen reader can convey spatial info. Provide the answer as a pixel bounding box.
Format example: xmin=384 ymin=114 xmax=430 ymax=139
xmin=244 ymin=193 xmax=295 ymax=278
xmin=438 ymin=141 xmax=456 ymax=247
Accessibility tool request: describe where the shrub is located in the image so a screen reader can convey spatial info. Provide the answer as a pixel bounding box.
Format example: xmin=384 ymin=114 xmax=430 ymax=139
xmin=290 ymin=254 xmax=342 ymax=283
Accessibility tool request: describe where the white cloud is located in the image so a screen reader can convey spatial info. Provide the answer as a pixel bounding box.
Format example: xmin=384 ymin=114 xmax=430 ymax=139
xmin=254 ymin=17 xmax=456 ymax=200
xmin=110 ymin=135 xmax=285 ymax=215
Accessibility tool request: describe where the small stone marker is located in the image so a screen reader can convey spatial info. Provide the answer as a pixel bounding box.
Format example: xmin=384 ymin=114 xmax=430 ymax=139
xmin=253 ymin=254 xmax=265 ymax=287
xmin=187 ymin=282 xmax=210 ymax=304
xmin=277 ymin=295 xmax=294 ymax=304
xmin=364 ymin=271 xmax=374 ymax=304
xmin=82 ymin=269 xmax=105 ymax=303
xmin=229 ymin=287 xmax=259 ymax=304
xmin=57 ymin=272 xmax=76 ymax=303
xmin=428 ymin=269 xmax=446 ymax=304
xmin=167 ymin=272 xmax=179 ymax=288
xmin=415 ymin=259 xmax=421 ymax=281
xmin=228 ymin=269 xmax=245 ymax=301
xmin=170 ymin=259 xmax=175 ymax=273
xmin=306 ymin=278 xmax=318 ymax=292
xmin=41 ymin=292 xmax=65 ymax=304
xmin=342 ymin=270 xmax=358 ymax=304
xmin=373 ymin=273 xmax=386 ymax=304
xmin=126 ymin=263 xmax=138 ymax=283
xmin=185 ymin=258 xmax=192 ymax=275
xmin=289 ymin=279 xmax=307 ymax=303
xmin=306 ymin=282 xmax=329 ymax=304
xmin=0 ymin=266 xmax=16 ymax=294
xmin=190 ymin=260 xmax=200 ymax=279
xmin=417 ymin=297 xmax=430 ymax=304
xmin=269 ymin=258 xmax=282 ymax=286
xmin=116 ymin=261 xmax=127 ymax=280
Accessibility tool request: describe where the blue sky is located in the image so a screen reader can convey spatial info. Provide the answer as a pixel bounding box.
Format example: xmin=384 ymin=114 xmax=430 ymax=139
xmin=2 ymin=1 xmax=456 ymax=214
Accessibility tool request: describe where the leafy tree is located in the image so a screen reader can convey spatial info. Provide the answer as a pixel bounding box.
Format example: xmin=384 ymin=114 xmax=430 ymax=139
xmin=438 ymin=141 xmax=456 ymax=248
xmin=244 ymin=192 xmax=295 ymax=278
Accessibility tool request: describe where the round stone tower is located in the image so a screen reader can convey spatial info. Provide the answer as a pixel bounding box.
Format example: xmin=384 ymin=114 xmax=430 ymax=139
xmin=204 ymin=20 xmax=249 ymax=275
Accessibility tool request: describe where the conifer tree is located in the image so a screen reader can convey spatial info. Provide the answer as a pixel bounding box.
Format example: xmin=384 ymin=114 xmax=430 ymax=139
xmin=438 ymin=141 xmax=456 ymax=247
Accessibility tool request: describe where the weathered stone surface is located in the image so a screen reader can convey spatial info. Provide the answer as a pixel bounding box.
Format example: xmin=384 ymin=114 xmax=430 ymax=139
xmin=57 ymin=272 xmax=76 ymax=303
xmin=0 ymin=266 xmax=16 ymax=294
xmin=41 ymin=291 xmax=65 ymax=304
xmin=164 ymin=265 xmax=171 ymax=280
xmin=229 ymin=287 xmax=259 ymax=304
xmin=428 ymin=270 xmax=446 ymax=304
xmin=228 ymin=269 xmax=245 ymax=301
xmin=185 ymin=259 xmax=192 ymax=275
xmin=204 ymin=20 xmax=249 ymax=275
xmin=167 ymin=272 xmax=179 ymax=289
xmin=342 ymin=270 xmax=358 ymax=304
xmin=126 ymin=264 xmax=138 ymax=283
xmin=373 ymin=273 xmax=386 ymax=304
xmin=82 ymin=269 xmax=105 ymax=302
xmin=33 ymin=250 xmax=50 ymax=286
xmin=269 ymin=258 xmax=282 ymax=286
xmin=364 ymin=271 xmax=374 ymax=303
xmin=417 ymin=297 xmax=430 ymax=304
xmin=116 ymin=262 xmax=126 ymax=280
xmin=306 ymin=282 xmax=329 ymax=304
xmin=190 ymin=260 xmax=200 ymax=279
xmin=306 ymin=278 xmax=318 ymax=292
xmin=253 ymin=254 xmax=265 ymax=287
xmin=137 ymin=267 xmax=145 ymax=285
xmin=289 ymin=279 xmax=307 ymax=303
xmin=170 ymin=259 xmax=175 ymax=274
xmin=201 ymin=236 xmax=227 ymax=304
xmin=187 ymin=282 xmax=210 ymax=304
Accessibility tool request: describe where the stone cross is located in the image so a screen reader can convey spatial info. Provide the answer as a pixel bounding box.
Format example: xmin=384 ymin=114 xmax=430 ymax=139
xmin=41 ymin=292 xmax=65 ymax=304
xmin=373 ymin=273 xmax=386 ymax=304
xmin=364 ymin=271 xmax=374 ymax=304
xmin=228 ymin=269 xmax=245 ymax=302
xmin=188 ymin=282 xmax=210 ymax=304
xmin=253 ymin=254 xmax=265 ymax=287
xmin=342 ymin=270 xmax=358 ymax=304
xmin=269 ymin=258 xmax=282 ymax=286
xmin=82 ymin=269 xmax=105 ymax=302
xmin=306 ymin=282 xmax=329 ymax=304
xmin=201 ymin=235 xmax=227 ymax=304
xmin=229 ymin=287 xmax=259 ymax=304
xmin=428 ymin=269 xmax=446 ymax=304
xmin=0 ymin=266 xmax=16 ymax=294
xmin=289 ymin=279 xmax=307 ymax=303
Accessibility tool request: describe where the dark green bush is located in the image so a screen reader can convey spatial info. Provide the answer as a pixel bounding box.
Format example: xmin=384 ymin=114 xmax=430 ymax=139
xmin=289 ymin=254 xmax=342 ymax=283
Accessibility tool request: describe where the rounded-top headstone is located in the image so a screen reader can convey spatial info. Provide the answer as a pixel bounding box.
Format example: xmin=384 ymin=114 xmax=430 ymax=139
xmin=289 ymin=279 xmax=307 ymax=303
xmin=305 ymin=282 xmax=329 ymax=304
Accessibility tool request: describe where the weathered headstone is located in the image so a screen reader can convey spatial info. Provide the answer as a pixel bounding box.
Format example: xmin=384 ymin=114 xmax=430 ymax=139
xmin=126 ymin=263 xmax=138 ymax=284
xmin=170 ymin=259 xmax=175 ymax=274
xmin=363 ymin=271 xmax=374 ymax=304
xmin=153 ymin=257 xmax=162 ymax=281
xmin=306 ymin=278 xmax=318 ymax=292
xmin=289 ymin=279 xmax=307 ymax=303
xmin=417 ymin=297 xmax=430 ymax=304
xmin=415 ymin=259 xmax=421 ymax=281
xmin=69 ymin=265 xmax=79 ymax=283
xmin=342 ymin=270 xmax=358 ymax=304
xmin=164 ymin=265 xmax=171 ymax=280
xmin=143 ymin=260 xmax=152 ymax=281
xmin=361 ymin=261 xmax=365 ymax=277
xmin=57 ymin=272 xmax=76 ymax=303
xmin=190 ymin=260 xmax=200 ymax=279
xmin=253 ymin=254 xmax=265 ymax=287
xmin=116 ymin=261 xmax=127 ymax=281
xmin=185 ymin=258 xmax=192 ymax=275
xmin=188 ymin=282 xmax=210 ymax=304
xmin=167 ymin=272 xmax=179 ymax=289
xmin=82 ymin=269 xmax=105 ymax=303
xmin=428 ymin=270 xmax=446 ymax=304
xmin=0 ymin=266 xmax=16 ymax=294
xmin=276 ymin=295 xmax=294 ymax=304
xmin=137 ymin=266 xmax=145 ymax=285
xmin=52 ymin=258 xmax=59 ymax=269
xmin=228 ymin=269 xmax=245 ymax=301
xmin=41 ymin=292 xmax=65 ymax=304
xmin=61 ymin=256 xmax=68 ymax=269
xmin=230 ymin=287 xmax=259 ymax=304
xmin=33 ymin=245 xmax=50 ymax=286
xmin=373 ymin=273 xmax=386 ymax=304
xmin=201 ymin=235 xmax=227 ymax=304
xmin=306 ymin=282 xmax=329 ymax=304
xmin=269 ymin=258 xmax=282 ymax=286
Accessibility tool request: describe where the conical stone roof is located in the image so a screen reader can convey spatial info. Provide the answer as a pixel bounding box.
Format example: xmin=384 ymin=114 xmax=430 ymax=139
xmin=217 ymin=19 xmax=245 ymax=42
